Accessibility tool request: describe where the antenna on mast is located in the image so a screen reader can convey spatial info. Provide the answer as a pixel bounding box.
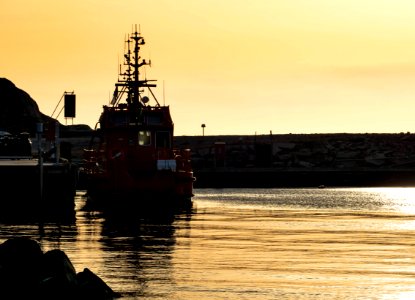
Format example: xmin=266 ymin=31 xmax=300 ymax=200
xmin=117 ymin=54 xmax=120 ymax=80
xmin=163 ymin=80 xmax=165 ymax=106
xmin=124 ymin=34 xmax=127 ymax=53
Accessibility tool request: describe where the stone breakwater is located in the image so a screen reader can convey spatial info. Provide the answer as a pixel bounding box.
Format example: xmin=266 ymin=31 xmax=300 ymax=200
xmin=174 ymin=133 xmax=415 ymax=187
xmin=174 ymin=133 xmax=415 ymax=170
xmin=57 ymin=132 xmax=415 ymax=188
xmin=0 ymin=237 xmax=119 ymax=299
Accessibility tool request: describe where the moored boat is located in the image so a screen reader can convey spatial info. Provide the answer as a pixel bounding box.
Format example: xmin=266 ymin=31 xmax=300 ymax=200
xmin=82 ymin=27 xmax=195 ymax=209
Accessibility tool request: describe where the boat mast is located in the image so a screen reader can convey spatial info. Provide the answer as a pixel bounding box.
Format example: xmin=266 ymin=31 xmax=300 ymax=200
xmin=130 ymin=28 xmax=143 ymax=107
xmin=111 ymin=26 xmax=157 ymax=107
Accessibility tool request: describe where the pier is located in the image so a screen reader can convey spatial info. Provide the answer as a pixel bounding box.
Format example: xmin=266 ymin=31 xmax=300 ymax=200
xmin=0 ymin=159 xmax=77 ymax=221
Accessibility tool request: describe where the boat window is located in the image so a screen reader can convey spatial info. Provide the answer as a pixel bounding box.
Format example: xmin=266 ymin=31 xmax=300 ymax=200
xmin=111 ymin=111 xmax=128 ymax=125
xmin=147 ymin=113 xmax=163 ymax=125
xmin=156 ymin=131 xmax=171 ymax=148
xmin=138 ymin=131 xmax=151 ymax=146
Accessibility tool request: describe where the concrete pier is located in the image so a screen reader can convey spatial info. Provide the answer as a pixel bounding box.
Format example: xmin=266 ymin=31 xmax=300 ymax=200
xmin=0 ymin=159 xmax=78 ymax=221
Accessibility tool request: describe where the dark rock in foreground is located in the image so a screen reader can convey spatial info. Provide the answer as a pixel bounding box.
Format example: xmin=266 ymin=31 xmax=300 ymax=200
xmin=0 ymin=237 xmax=120 ymax=299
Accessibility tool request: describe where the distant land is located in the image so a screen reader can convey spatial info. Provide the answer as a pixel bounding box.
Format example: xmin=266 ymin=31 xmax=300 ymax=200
xmin=2 ymin=77 xmax=415 ymax=188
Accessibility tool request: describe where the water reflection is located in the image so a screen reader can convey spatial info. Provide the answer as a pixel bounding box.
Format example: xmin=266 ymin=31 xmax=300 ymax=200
xmin=73 ymin=193 xmax=194 ymax=298
xmin=98 ymin=209 xmax=192 ymax=298
xmin=2 ymin=188 xmax=415 ymax=299
xmin=195 ymin=187 xmax=415 ymax=213
xmin=0 ymin=191 xmax=194 ymax=299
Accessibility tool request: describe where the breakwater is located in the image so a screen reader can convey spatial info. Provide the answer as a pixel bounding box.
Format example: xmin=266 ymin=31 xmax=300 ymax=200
xmin=62 ymin=132 xmax=415 ymax=188
xmin=176 ymin=133 xmax=415 ymax=188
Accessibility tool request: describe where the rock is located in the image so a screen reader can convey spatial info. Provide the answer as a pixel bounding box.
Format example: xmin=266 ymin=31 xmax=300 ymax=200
xmin=77 ymin=268 xmax=121 ymax=299
xmin=0 ymin=237 xmax=43 ymax=298
xmin=0 ymin=78 xmax=50 ymax=135
xmin=0 ymin=237 xmax=119 ymax=299
xmin=39 ymin=249 xmax=78 ymax=299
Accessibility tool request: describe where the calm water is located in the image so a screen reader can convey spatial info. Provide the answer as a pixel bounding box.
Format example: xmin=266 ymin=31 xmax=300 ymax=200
xmin=2 ymin=188 xmax=415 ymax=299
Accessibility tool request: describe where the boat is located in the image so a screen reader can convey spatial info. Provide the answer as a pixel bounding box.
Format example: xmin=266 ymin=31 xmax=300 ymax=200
xmin=82 ymin=27 xmax=195 ymax=209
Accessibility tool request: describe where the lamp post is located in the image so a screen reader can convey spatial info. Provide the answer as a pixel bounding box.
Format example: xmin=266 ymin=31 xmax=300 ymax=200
xmin=201 ymin=124 xmax=206 ymax=136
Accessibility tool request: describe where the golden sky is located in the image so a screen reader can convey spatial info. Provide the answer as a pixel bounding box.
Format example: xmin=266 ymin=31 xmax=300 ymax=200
xmin=2 ymin=0 xmax=415 ymax=135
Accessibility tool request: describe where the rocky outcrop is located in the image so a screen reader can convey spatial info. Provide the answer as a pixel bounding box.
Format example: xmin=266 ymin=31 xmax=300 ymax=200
xmin=0 ymin=237 xmax=119 ymax=299
xmin=0 ymin=78 xmax=92 ymax=137
xmin=0 ymin=78 xmax=56 ymax=135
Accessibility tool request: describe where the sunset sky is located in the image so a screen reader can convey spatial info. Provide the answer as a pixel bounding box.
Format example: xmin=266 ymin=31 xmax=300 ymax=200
xmin=2 ymin=0 xmax=415 ymax=135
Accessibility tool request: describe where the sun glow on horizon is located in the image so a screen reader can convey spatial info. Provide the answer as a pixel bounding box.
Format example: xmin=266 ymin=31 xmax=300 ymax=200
xmin=362 ymin=188 xmax=415 ymax=215
xmin=2 ymin=1 xmax=415 ymax=135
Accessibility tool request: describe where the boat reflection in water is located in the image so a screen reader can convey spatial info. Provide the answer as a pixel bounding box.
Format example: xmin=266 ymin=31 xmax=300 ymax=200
xmin=0 ymin=191 xmax=194 ymax=299
xmin=82 ymin=27 xmax=195 ymax=210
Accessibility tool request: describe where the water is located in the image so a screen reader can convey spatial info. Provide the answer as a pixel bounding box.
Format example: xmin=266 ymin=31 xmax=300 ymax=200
xmin=2 ymin=188 xmax=415 ymax=299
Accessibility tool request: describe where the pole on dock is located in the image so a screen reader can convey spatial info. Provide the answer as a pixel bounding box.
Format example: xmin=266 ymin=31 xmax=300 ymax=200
xmin=37 ymin=123 xmax=44 ymax=203
xmin=55 ymin=121 xmax=60 ymax=163
xmin=201 ymin=124 xmax=206 ymax=136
